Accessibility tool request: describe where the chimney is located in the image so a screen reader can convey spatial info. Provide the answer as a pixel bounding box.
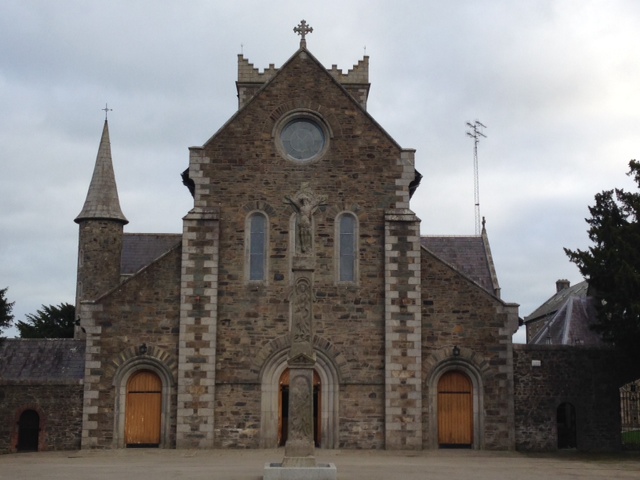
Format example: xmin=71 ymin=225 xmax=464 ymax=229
xmin=556 ymin=279 xmax=570 ymax=293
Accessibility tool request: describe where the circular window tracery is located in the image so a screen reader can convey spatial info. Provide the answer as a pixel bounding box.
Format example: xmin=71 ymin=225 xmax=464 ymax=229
xmin=276 ymin=114 xmax=328 ymax=163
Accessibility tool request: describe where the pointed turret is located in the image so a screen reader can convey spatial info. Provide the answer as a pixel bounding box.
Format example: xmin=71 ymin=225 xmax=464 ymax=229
xmin=74 ymin=120 xmax=128 ymax=337
xmin=75 ymin=120 xmax=128 ymax=224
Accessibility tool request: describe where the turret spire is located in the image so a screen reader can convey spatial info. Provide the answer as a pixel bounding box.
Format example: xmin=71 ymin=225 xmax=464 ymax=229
xmin=75 ymin=119 xmax=128 ymax=224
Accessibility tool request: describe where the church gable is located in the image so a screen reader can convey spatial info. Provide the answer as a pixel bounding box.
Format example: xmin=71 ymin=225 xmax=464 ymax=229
xmin=420 ymin=247 xmax=506 ymax=332
xmin=196 ymin=48 xmax=408 ymax=211
xmin=420 ymin=247 xmax=518 ymax=449
xmin=237 ymin=52 xmax=370 ymax=110
xmin=191 ymin=48 xmax=414 ymax=287
xmin=79 ymin=244 xmax=181 ymax=448
xmin=421 ymin=236 xmax=497 ymax=296
xmin=120 ymin=233 xmax=181 ymax=278
xmin=176 ymin=35 xmax=422 ymax=449
xmin=185 ymin=43 xmax=417 ymax=303
xmin=91 ymin=244 xmax=181 ymax=318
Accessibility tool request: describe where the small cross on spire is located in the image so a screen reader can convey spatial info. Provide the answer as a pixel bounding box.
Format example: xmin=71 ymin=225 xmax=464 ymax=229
xmin=102 ymin=103 xmax=112 ymax=120
xmin=293 ymin=20 xmax=313 ymax=48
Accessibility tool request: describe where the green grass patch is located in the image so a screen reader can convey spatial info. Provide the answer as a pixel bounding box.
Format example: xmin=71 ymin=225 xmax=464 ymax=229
xmin=622 ymin=430 xmax=640 ymax=447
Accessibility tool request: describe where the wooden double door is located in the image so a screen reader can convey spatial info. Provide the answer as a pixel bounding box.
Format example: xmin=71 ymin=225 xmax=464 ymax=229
xmin=438 ymin=370 xmax=473 ymax=447
xmin=125 ymin=370 xmax=162 ymax=447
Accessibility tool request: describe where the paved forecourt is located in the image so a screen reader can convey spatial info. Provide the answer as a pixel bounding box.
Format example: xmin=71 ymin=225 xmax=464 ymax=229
xmin=0 ymin=448 xmax=639 ymax=480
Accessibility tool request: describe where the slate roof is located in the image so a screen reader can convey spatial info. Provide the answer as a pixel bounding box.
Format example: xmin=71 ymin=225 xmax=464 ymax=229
xmin=75 ymin=120 xmax=128 ymax=224
xmin=0 ymin=338 xmax=85 ymax=384
xmin=121 ymin=233 xmax=181 ymax=275
xmin=525 ymin=281 xmax=604 ymax=346
xmin=526 ymin=281 xmax=589 ymax=321
xmin=529 ymin=296 xmax=602 ymax=346
xmin=420 ymin=235 xmax=498 ymax=295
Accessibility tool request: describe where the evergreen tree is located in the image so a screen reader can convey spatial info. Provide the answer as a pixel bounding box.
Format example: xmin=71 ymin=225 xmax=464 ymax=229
xmin=565 ymin=160 xmax=640 ymax=353
xmin=0 ymin=287 xmax=15 ymax=337
xmin=16 ymin=302 xmax=75 ymax=338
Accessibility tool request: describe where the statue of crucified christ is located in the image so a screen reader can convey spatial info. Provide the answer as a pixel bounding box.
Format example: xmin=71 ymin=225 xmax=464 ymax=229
xmin=284 ymin=183 xmax=327 ymax=254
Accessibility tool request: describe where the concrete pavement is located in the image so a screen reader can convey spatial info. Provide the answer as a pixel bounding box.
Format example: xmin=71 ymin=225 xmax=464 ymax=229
xmin=0 ymin=448 xmax=639 ymax=480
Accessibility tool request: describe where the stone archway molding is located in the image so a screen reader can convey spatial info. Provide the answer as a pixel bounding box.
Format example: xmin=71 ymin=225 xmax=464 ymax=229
xmin=425 ymin=346 xmax=492 ymax=450
xmin=110 ymin=345 xmax=176 ymax=448
xmin=258 ymin=335 xmax=343 ymax=448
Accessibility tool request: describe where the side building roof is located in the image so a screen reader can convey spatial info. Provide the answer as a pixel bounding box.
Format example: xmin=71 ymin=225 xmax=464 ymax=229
xmin=525 ymin=281 xmax=588 ymax=322
xmin=525 ymin=280 xmax=604 ymax=346
xmin=0 ymin=338 xmax=85 ymax=385
xmin=121 ymin=233 xmax=182 ymax=276
xmin=420 ymin=235 xmax=500 ymax=296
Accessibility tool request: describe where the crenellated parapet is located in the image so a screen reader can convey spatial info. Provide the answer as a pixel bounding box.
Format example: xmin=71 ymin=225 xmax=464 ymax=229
xmin=327 ymin=56 xmax=369 ymax=84
xmin=237 ymin=55 xmax=279 ymax=83
xmin=236 ymin=55 xmax=279 ymax=108
xmin=237 ymin=54 xmax=371 ymax=110
xmin=327 ymin=57 xmax=370 ymax=109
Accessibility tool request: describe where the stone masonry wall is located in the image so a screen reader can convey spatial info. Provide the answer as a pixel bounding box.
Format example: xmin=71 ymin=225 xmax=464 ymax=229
xmin=339 ymin=383 xmax=385 ymax=448
xmin=213 ymin=383 xmax=261 ymax=448
xmin=81 ymin=246 xmax=181 ymax=448
xmin=0 ymin=383 xmax=83 ymax=453
xmin=384 ymin=210 xmax=422 ymax=449
xmin=513 ymin=345 xmax=623 ymax=451
xmin=524 ymin=317 xmax=547 ymax=343
xmin=177 ymin=207 xmax=220 ymax=448
xmin=76 ymin=221 xmax=123 ymax=322
xmin=421 ymin=249 xmax=516 ymax=450
xmin=199 ymin=51 xmax=410 ymax=448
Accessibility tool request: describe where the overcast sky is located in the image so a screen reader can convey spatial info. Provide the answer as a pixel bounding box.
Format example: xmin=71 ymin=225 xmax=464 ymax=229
xmin=1 ymin=1 xmax=639 ymax=342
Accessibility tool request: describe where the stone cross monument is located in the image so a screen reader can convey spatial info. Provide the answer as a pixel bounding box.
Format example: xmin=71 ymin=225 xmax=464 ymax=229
xmin=282 ymin=183 xmax=326 ymax=467
xmin=263 ymin=26 xmax=336 ymax=480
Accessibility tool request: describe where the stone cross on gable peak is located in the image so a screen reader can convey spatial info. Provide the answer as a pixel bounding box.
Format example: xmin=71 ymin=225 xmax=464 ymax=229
xmin=294 ymin=19 xmax=313 ymax=48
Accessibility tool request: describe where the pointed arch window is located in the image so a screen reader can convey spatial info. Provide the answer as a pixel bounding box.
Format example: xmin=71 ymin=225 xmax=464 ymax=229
xmin=336 ymin=213 xmax=357 ymax=283
xmin=248 ymin=212 xmax=268 ymax=282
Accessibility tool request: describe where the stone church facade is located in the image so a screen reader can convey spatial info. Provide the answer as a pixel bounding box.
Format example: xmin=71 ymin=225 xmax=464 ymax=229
xmin=74 ymin=31 xmax=519 ymax=450
xmin=1 ymin=26 xmax=632 ymax=454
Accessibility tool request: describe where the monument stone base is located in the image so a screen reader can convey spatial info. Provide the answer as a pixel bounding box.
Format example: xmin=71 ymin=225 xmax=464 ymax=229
xmin=263 ymin=462 xmax=337 ymax=480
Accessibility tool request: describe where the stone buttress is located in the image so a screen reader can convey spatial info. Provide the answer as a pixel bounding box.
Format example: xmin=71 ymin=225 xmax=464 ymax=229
xmin=176 ymin=146 xmax=221 ymax=448
xmin=384 ymin=149 xmax=422 ymax=449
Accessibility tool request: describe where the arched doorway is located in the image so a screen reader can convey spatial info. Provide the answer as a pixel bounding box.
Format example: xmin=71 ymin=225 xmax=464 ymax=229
xmin=557 ymin=402 xmax=577 ymax=449
xmin=278 ymin=368 xmax=321 ymax=447
xmin=259 ymin=346 xmax=340 ymax=449
xmin=125 ymin=370 xmax=162 ymax=447
xmin=17 ymin=410 xmax=40 ymax=452
xmin=438 ymin=370 xmax=473 ymax=447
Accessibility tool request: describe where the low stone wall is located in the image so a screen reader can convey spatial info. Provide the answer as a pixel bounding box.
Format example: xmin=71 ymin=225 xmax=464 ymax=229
xmin=0 ymin=383 xmax=84 ymax=453
xmin=513 ymin=345 xmax=623 ymax=451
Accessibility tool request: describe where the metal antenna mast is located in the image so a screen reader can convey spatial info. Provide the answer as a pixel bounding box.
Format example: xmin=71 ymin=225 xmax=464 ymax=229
xmin=466 ymin=120 xmax=487 ymax=235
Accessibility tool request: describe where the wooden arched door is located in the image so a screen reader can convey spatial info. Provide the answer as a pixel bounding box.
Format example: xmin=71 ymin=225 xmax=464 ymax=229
xmin=278 ymin=369 xmax=321 ymax=447
xmin=17 ymin=409 xmax=40 ymax=451
xmin=438 ymin=370 xmax=473 ymax=447
xmin=125 ymin=370 xmax=162 ymax=447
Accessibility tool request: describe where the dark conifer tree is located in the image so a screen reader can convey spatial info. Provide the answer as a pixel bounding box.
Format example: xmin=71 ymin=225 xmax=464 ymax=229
xmin=0 ymin=287 xmax=15 ymax=337
xmin=565 ymin=160 xmax=640 ymax=354
xmin=17 ymin=302 xmax=75 ymax=338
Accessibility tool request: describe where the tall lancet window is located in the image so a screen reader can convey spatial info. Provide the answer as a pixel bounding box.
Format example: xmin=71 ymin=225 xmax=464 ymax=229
xmin=248 ymin=213 xmax=268 ymax=281
xmin=337 ymin=213 xmax=357 ymax=283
